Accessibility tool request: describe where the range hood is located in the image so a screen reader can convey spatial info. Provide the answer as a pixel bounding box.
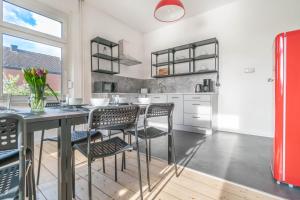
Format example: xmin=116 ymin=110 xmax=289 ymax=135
xmin=118 ymin=40 xmax=142 ymax=66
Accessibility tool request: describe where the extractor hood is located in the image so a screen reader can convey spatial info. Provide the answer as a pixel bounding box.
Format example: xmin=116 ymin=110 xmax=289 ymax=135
xmin=118 ymin=40 xmax=142 ymax=66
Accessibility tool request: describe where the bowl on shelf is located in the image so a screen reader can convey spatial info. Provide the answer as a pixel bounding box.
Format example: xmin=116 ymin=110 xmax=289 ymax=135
xmin=90 ymin=98 xmax=110 ymax=106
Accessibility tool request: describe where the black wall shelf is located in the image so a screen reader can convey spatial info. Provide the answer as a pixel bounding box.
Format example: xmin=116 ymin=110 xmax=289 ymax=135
xmin=91 ymin=36 xmax=120 ymax=74
xmin=151 ymin=38 xmax=219 ymax=80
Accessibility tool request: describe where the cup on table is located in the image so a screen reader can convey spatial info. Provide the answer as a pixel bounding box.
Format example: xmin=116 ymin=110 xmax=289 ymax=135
xmin=68 ymin=98 xmax=83 ymax=105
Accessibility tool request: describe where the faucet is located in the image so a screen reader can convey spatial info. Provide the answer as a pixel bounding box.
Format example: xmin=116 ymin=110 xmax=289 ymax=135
xmin=158 ymin=81 xmax=167 ymax=93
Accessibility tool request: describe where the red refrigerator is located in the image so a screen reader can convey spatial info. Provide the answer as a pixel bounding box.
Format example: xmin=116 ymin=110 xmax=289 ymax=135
xmin=273 ymin=29 xmax=300 ymax=187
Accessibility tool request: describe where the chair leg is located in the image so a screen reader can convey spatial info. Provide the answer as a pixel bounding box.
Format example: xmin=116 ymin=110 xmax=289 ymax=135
xmin=30 ymin=152 xmax=37 ymax=200
xmin=36 ymin=130 xmax=45 ymax=185
xmin=122 ymin=131 xmax=126 ymax=171
xmin=149 ymin=139 xmax=152 ymax=162
xmin=28 ymin=169 xmax=33 ymax=200
xmin=72 ymin=149 xmax=76 ymax=198
xmin=145 ymin=138 xmax=151 ymax=191
xmin=88 ymin=158 xmax=92 ymax=200
xmin=28 ymin=152 xmax=36 ymax=200
xmin=101 ymin=134 xmax=105 ymax=173
xmin=171 ymin=131 xmax=178 ymax=177
xmin=135 ymin=135 xmax=143 ymax=200
xmin=115 ymin=154 xmax=118 ymax=182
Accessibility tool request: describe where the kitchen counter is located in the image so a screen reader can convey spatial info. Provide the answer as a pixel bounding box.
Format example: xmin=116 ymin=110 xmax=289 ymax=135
xmin=92 ymin=92 xmax=218 ymax=95
xmin=91 ymin=92 xmax=218 ymax=135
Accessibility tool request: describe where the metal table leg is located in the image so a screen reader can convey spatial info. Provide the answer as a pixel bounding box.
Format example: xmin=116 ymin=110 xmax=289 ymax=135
xmin=58 ymin=118 xmax=72 ymax=200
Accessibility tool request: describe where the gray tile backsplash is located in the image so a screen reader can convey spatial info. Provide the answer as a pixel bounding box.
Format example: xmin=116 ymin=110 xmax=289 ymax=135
xmin=92 ymin=73 xmax=144 ymax=93
xmin=92 ymin=72 xmax=217 ymax=93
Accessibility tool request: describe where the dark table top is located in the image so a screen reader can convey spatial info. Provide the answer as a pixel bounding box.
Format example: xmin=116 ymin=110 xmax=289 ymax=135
xmin=0 ymin=104 xmax=147 ymax=123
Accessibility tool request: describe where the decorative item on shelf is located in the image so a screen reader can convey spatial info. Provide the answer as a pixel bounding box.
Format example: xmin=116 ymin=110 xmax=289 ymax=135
xmin=154 ymin=0 xmax=185 ymax=22
xmin=23 ymin=67 xmax=58 ymax=112
xmin=151 ymin=38 xmax=219 ymax=80
xmin=159 ymin=68 xmax=169 ymax=76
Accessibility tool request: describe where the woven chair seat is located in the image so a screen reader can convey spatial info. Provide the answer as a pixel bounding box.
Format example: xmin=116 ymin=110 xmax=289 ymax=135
xmin=44 ymin=130 xmax=102 ymax=145
xmin=0 ymin=149 xmax=33 ymax=168
xmin=74 ymin=137 xmax=132 ymax=159
xmin=0 ymin=149 xmax=19 ymax=163
xmin=128 ymin=127 xmax=167 ymax=139
xmin=0 ymin=161 xmax=30 ymax=200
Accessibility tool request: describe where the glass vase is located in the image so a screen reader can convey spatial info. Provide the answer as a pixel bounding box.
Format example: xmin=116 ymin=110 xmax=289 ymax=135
xmin=30 ymin=94 xmax=45 ymax=112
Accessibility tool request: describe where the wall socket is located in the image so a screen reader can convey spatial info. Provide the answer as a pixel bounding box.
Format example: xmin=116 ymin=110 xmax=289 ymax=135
xmin=244 ymin=67 xmax=255 ymax=73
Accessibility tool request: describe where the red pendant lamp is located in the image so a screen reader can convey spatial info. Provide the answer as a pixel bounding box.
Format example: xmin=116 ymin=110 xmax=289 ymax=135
xmin=154 ymin=0 xmax=185 ymax=22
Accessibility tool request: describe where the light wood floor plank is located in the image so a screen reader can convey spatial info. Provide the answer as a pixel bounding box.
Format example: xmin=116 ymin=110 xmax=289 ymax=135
xmin=33 ymin=140 xmax=284 ymax=200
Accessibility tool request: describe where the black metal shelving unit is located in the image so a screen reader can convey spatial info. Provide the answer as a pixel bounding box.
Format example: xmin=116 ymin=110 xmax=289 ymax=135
xmin=91 ymin=37 xmax=120 ymax=74
xmin=151 ymin=38 xmax=219 ymax=81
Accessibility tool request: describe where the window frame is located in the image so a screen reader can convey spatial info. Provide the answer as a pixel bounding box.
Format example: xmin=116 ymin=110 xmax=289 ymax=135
xmin=0 ymin=0 xmax=68 ymax=99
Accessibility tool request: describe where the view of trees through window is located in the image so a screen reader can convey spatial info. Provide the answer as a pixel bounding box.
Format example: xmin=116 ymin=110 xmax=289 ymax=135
xmin=1 ymin=1 xmax=63 ymax=96
xmin=2 ymin=34 xmax=62 ymax=96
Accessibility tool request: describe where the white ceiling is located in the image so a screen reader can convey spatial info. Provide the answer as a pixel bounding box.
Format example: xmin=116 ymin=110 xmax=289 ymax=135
xmin=87 ymin=0 xmax=238 ymax=33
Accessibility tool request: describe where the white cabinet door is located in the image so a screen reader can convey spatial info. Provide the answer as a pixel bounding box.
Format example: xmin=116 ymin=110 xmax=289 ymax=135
xmin=184 ymin=95 xmax=211 ymax=102
xmin=184 ymin=114 xmax=211 ymax=128
xmin=168 ymin=94 xmax=183 ymax=125
xmin=149 ymin=94 xmax=168 ymax=103
xmin=184 ymin=101 xmax=212 ymax=115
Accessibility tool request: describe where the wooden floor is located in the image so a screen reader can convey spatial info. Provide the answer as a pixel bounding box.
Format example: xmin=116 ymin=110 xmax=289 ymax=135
xmin=34 ymin=138 xmax=284 ymax=200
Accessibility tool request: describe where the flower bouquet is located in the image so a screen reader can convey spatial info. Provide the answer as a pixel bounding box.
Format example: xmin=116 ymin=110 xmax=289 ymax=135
xmin=22 ymin=67 xmax=58 ymax=112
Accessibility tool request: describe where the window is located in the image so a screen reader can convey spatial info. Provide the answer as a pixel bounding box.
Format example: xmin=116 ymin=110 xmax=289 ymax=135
xmin=3 ymin=1 xmax=62 ymax=38
xmin=2 ymin=34 xmax=62 ymax=95
xmin=0 ymin=0 xmax=67 ymax=97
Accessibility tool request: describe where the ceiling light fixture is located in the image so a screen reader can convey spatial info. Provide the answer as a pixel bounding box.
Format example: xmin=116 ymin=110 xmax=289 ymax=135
xmin=154 ymin=0 xmax=185 ymax=22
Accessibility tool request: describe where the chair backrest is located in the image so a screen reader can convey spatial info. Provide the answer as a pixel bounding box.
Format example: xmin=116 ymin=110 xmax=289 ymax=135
xmin=45 ymin=102 xmax=60 ymax=108
xmin=0 ymin=113 xmax=25 ymax=199
xmin=0 ymin=113 xmax=23 ymax=151
xmin=88 ymin=105 xmax=140 ymax=130
xmin=145 ymin=103 xmax=175 ymax=132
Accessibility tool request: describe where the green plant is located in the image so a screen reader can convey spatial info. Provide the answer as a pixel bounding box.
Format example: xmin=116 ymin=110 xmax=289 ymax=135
xmin=22 ymin=67 xmax=58 ymax=101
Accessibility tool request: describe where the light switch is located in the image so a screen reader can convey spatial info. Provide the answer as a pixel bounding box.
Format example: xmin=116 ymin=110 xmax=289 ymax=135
xmin=244 ymin=67 xmax=255 ymax=73
xmin=67 ymin=80 xmax=73 ymax=89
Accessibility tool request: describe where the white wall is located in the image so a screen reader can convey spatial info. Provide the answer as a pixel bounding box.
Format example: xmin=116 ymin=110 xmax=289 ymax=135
xmin=38 ymin=0 xmax=146 ymax=101
xmin=81 ymin=2 xmax=145 ymax=101
xmin=143 ymin=0 xmax=300 ymax=137
xmin=39 ymin=0 xmax=300 ymax=137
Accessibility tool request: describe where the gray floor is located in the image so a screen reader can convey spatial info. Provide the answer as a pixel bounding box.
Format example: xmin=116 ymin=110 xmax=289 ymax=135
xmin=139 ymin=131 xmax=300 ymax=200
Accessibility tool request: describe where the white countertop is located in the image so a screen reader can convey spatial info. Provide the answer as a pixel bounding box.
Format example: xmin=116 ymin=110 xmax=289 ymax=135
xmin=92 ymin=92 xmax=218 ymax=95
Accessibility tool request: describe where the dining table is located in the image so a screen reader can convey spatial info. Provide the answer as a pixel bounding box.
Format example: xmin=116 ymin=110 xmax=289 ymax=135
xmin=11 ymin=104 xmax=173 ymax=200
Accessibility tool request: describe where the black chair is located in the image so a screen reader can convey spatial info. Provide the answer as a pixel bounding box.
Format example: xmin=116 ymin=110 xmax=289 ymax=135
xmin=36 ymin=102 xmax=103 ymax=185
xmin=0 ymin=113 xmax=35 ymax=200
xmin=128 ymin=103 xmax=178 ymax=191
xmin=73 ymin=105 xmax=143 ymax=200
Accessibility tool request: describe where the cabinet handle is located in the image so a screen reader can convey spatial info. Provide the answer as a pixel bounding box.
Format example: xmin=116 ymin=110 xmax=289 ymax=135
xmin=153 ymin=97 xmax=160 ymax=99
xmin=192 ymin=97 xmax=201 ymax=99
xmin=192 ymin=116 xmax=201 ymax=119
xmin=172 ymin=97 xmax=180 ymax=99
xmin=192 ymin=104 xmax=201 ymax=106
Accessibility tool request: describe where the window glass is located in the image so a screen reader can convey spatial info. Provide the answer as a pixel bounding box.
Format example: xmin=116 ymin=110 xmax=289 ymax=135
xmin=3 ymin=1 xmax=62 ymax=38
xmin=2 ymin=34 xmax=62 ymax=96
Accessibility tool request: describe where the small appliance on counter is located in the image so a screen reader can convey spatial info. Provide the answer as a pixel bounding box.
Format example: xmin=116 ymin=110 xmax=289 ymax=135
xmin=93 ymin=81 xmax=117 ymax=93
xmin=195 ymin=84 xmax=203 ymax=93
xmin=203 ymin=79 xmax=214 ymax=92
xmin=195 ymin=79 xmax=214 ymax=93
